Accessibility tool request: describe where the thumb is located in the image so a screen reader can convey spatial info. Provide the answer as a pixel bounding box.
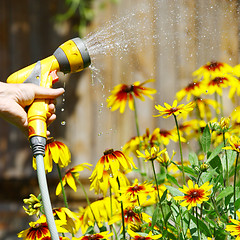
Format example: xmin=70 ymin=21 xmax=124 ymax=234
xmin=33 ymin=85 xmax=65 ymax=99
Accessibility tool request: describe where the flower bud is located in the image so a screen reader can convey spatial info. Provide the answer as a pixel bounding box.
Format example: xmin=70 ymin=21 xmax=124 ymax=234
xmin=200 ymin=163 xmax=209 ymax=172
xmin=220 ymin=117 xmax=230 ymax=131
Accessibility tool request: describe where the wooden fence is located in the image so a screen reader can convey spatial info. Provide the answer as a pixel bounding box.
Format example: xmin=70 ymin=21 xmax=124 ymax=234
xmin=0 ymin=0 xmax=240 ymax=238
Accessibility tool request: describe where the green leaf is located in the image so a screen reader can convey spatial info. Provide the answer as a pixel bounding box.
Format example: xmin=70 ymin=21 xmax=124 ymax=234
xmin=216 ymin=186 xmax=233 ymax=202
xmin=207 ymin=142 xmax=224 ymax=162
xmin=151 ymin=207 xmax=160 ymax=231
xmin=166 ymin=173 xmax=180 ymax=187
xmin=160 ymin=189 xmax=168 ymax=203
xmin=189 ymin=151 xmax=199 ymax=167
xmin=189 ymin=214 xmax=212 ymax=237
xmin=235 ymin=198 xmax=240 ymax=211
xmin=208 ymin=155 xmax=222 ymax=173
xmin=166 ymin=186 xmax=183 ymax=197
xmin=200 ymin=125 xmax=211 ymax=153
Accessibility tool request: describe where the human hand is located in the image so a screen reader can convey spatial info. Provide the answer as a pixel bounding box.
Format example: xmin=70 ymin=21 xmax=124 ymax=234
xmin=0 ymin=82 xmax=65 ymax=136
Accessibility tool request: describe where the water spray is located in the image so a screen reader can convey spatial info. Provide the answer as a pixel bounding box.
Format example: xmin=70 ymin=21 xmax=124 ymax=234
xmin=7 ymin=38 xmax=91 ymax=240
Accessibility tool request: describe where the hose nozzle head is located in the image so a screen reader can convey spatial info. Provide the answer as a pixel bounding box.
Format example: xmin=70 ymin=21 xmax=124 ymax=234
xmin=53 ymin=37 xmax=91 ymax=74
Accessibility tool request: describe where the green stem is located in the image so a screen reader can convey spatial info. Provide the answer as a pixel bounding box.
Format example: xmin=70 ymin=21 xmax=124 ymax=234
xmin=234 ymin=152 xmax=239 ymax=219
xmin=117 ymin=177 xmax=126 ymax=240
xmin=214 ymin=92 xmax=220 ymax=121
xmin=74 ymin=176 xmax=101 ymax=231
xmin=133 ymin=95 xmax=140 ymax=137
xmin=173 ymin=114 xmax=186 ymax=185
xmin=220 ymin=95 xmax=224 ymax=118
xmin=110 ymin=187 xmax=118 ymax=240
xmin=223 ymin=132 xmax=229 ymax=187
xmin=57 ymin=164 xmax=69 ymax=208
xmin=195 ymin=207 xmax=201 ymax=240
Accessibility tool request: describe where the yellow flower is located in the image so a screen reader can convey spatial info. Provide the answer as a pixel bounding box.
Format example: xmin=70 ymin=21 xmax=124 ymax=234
xmin=77 ymin=197 xmax=120 ymax=234
xmin=176 ymin=80 xmax=205 ymax=101
xmin=75 ymin=231 xmax=113 ymax=240
xmin=231 ymin=106 xmax=240 ymax=123
xmin=154 ymin=100 xmax=195 ymax=119
xmin=223 ymin=135 xmax=240 ymax=153
xmin=136 ymin=146 xmax=166 ymax=162
xmin=53 ymin=207 xmax=80 ymax=234
xmin=219 ymin=117 xmax=230 ymax=131
xmin=229 ymin=64 xmax=240 ymax=100
xmin=157 ymin=150 xmax=176 ymax=168
xmin=174 ymin=180 xmax=212 ymax=210
xmin=118 ymin=178 xmax=155 ymax=203
xmin=17 ymin=215 xmax=67 ymax=240
xmin=107 ymin=79 xmax=156 ymax=113
xmin=109 ymin=205 xmax=151 ymax=228
xmin=193 ymin=61 xmax=233 ymax=81
xmin=159 ymin=128 xmax=179 ymax=145
xmin=32 ymin=138 xmax=71 ymax=173
xmin=226 ymin=211 xmax=240 ymax=239
xmin=56 ymin=163 xmax=92 ymax=195
xmin=89 ymin=169 xmax=130 ymax=196
xmin=90 ymin=149 xmax=136 ymax=180
xmin=23 ymin=194 xmax=41 ymax=217
xmin=128 ymin=229 xmax=162 ymax=239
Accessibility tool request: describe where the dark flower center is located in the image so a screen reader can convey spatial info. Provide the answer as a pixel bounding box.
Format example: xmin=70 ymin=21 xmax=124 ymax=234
xmin=210 ymin=77 xmax=227 ymax=86
xmin=204 ymin=62 xmax=223 ymax=71
xmin=124 ymin=85 xmax=134 ymax=93
xmin=104 ymin=149 xmax=114 ymax=155
xmin=132 ymin=185 xmax=140 ymax=191
xmin=185 ymin=82 xmax=199 ymax=91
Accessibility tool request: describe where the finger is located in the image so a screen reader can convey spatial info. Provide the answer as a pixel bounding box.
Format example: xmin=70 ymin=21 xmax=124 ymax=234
xmin=32 ymin=85 xmax=65 ymax=99
xmin=48 ymin=103 xmax=56 ymax=114
xmin=47 ymin=113 xmax=56 ymax=126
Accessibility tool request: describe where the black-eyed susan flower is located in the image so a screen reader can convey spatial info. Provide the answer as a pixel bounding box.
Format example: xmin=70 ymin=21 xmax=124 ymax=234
xmin=128 ymin=229 xmax=162 ymax=240
xmin=173 ymin=179 xmax=212 ymax=210
xmin=194 ymin=98 xmax=219 ymax=121
xmin=107 ymin=79 xmax=157 ymax=113
xmin=136 ymin=146 xmax=166 ymax=162
xmin=74 ymin=231 xmax=113 ymax=240
xmin=204 ymin=74 xmax=235 ymax=96
xmin=229 ymin=64 xmax=240 ymax=100
xmin=89 ymin=169 xmax=130 ymax=196
xmin=193 ymin=61 xmax=233 ymax=81
xmin=108 ymin=205 xmax=151 ymax=228
xmin=159 ymin=128 xmax=179 ymax=145
xmin=32 ymin=138 xmax=71 ymax=173
xmin=223 ymin=135 xmax=240 ymax=153
xmin=78 ymin=197 xmax=120 ymax=234
xmin=90 ymin=149 xmax=136 ymax=181
xmin=154 ymin=100 xmax=195 ymax=119
xmin=225 ymin=211 xmax=240 ymax=239
xmin=156 ymin=150 xmax=175 ymax=168
xmin=231 ymin=106 xmax=240 ymax=123
xmin=176 ymin=80 xmax=205 ymax=102
xmin=53 ymin=207 xmax=80 ymax=234
xmin=23 ymin=194 xmax=41 ymax=217
xmin=17 ymin=215 xmax=67 ymax=240
xmin=56 ymin=163 xmax=92 ymax=195
xmin=118 ymin=178 xmax=155 ymax=203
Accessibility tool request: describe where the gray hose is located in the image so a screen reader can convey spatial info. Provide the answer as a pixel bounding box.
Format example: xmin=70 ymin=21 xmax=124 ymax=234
xmin=36 ymin=154 xmax=59 ymax=240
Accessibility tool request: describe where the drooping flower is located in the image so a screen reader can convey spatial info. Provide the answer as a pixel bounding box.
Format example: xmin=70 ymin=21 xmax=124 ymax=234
xmin=159 ymin=128 xmax=179 ymax=145
xmin=223 ymin=135 xmax=240 ymax=153
xmin=77 ymin=197 xmax=120 ymax=234
xmin=74 ymin=231 xmax=113 ymax=240
xmin=193 ymin=61 xmax=233 ymax=81
xmin=194 ymin=98 xmax=219 ymax=121
xmin=173 ymin=180 xmax=213 ymax=210
xmin=118 ymin=178 xmax=155 ymax=203
xmin=128 ymin=229 xmax=162 ymax=240
xmin=23 ymin=194 xmax=41 ymax=217
xmin=17 ymin=215 xmax=67 ymax=240
xmin=90 ymin=149 xmax=136 ymax=181
xmin=156 ymin=150 xmax=175 ymax=168
xmin=89 ymin=169 xmax=130 ymax=196
xmin=226 ymin=211 xmax=240 ymax=239
xmin=107 ymin=79 xmax=157 ymax=113
xmin=32 ymin=138 xmax=71 ymax=173
xmin=176 ymin=80 xmax=205 ymax=101
xmin=56 ymin=163 xmax=92 ymax=195
xmin=109 ymin=205 xmax=151 ymax=227
xmin=154 ymin=100 xmax=195 ymax=119
xmin=136 ymin=146 xmax=166 ymax=162
xmin=53 ymin=207 xmax=81 ymax=234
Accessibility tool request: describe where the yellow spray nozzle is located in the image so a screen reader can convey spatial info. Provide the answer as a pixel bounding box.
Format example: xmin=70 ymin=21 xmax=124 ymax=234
xmin=6 ymin=37 xmax=91 ymax=141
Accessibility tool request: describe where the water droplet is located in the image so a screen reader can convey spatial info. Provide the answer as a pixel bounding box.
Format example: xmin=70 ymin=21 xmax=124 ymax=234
xmin=61 ymin=121 xmax=66 ymax=126
xmin=98 ymin=132 xmax=103 ymax=136
xmin=61 ymin=108 xmax=65 ymax=112
xmin=62 ymin=98 xmax=66 ymax=102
